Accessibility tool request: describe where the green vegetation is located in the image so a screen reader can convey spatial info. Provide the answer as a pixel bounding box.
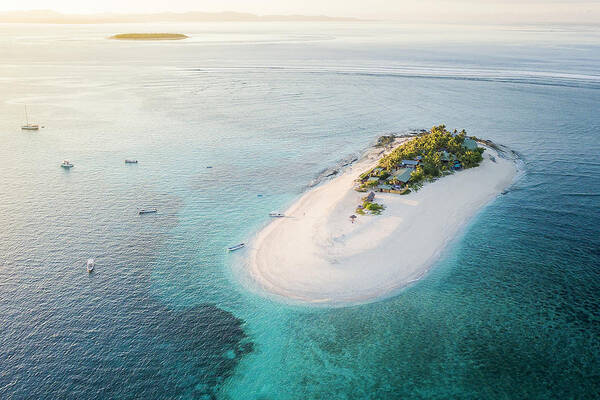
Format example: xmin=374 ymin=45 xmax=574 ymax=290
xmin=376 ymin=125 xmax=484 ymax=190
xmin=358 ymin=171 xmax=371 ymax=180
xmin=109 ymin=33 xmax=189 ymax=40
xmin=352 ymin=125 xmax=485 ymax=217
xmin=359 ymin=201 xmax=385 ymax=215
xmin=375 ymin=135 xmax=396 ymax=147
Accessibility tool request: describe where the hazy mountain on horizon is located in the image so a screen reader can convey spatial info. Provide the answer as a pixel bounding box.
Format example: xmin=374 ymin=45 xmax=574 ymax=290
xmin=0 ymin=9 xmax=363 ymax=23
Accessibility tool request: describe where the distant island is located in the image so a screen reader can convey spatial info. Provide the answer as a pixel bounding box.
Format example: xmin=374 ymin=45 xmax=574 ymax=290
xmin=109 ymin=33 xmax=189 ymax=41
xmin=0 ymin=10 xmax=362 ymax=24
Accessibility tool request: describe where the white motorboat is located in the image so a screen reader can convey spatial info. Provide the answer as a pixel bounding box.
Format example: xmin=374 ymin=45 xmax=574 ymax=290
xmin=138 ymin=208 xmax=157 ymax=215
xmin=228 ymin=243 xmax=245 ymax=252
xmin=21 ymin=105 xmax=39 ymax=131
xmin=86 ymin=258 xmax=95 ymax=273
xmin=61 ymin=160 xmax=74 ymax=168
xmin=269 ymin=212 xmax=285 ymax=217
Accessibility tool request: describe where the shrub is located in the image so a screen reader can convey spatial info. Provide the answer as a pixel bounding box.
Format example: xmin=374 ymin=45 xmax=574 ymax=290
xmin=363 ymin=201 xmax=385 ymax=215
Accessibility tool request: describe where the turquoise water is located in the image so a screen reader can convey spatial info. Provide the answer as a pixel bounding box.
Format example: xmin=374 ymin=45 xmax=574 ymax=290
xmin=1 ymin=22 xmax=599 ymax=399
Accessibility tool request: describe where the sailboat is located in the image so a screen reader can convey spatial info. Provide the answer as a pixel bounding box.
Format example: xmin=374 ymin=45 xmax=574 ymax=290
xmin=21 ymin=105 xmax=39 ymax=131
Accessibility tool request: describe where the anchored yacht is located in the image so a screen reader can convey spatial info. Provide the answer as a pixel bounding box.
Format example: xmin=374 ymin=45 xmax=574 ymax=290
xmin=21 ymin=105 xmax=39 ymax=131
xmin=86 ymin=259 xmax=95 ymax=273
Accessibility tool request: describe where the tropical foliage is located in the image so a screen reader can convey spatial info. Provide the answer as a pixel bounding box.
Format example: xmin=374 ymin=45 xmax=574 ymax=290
xmin=377 ymin=125 xmax=484 ymax=189
xmin=375 ymin=135 xmax=396 ymax=147
xmin=360 ymin=201 xmax=385 ymax=215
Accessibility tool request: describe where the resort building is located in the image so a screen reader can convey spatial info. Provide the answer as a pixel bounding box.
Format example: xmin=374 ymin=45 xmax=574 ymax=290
xmin=462 ymin=137 xmax=478 ymax=151
xmin=376 ymin=184 xmax=392 ymax=192
xmin=401 ymin=159 xmax=419 ymax=168
xmin=439 ymin=150 xmax=451 ymax=162
xmin=393 ymin=168 xmax=413 ymax=184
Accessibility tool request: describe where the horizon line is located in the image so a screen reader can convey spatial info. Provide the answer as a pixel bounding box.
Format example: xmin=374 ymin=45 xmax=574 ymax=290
xmin=0 ymin=9 xmax=370 ymax=23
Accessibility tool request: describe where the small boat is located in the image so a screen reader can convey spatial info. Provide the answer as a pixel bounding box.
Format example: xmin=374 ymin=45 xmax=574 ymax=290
xmin=60 ymin=160 xmax=74 ymax=168
xmin=138 ymin=208 xmax=157 ymax=215
xmin=86 ymin=258 xmax=95 ymax=273
xmin=125 ymin=159 xmax=138 ymax=164
xmin=228 ymin=243 xmax=245 ymax=252
xmin=206 ymin=166 xmax=213 ymax=169
xmin=21 ymin=105 xmax=39 ymax=131
xmin=269 ymin=212 xmax=285 ymax=218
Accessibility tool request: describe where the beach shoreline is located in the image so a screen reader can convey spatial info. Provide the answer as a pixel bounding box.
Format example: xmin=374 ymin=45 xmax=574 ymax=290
xmin=241 ymin=140 xmax=518 ymax=306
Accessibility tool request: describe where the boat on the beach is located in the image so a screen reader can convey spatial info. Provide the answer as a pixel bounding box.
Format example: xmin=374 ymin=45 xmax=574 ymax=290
xmin=125 ymin=159 xmax=138 ymax=164
xmin=21 ymin=105 xmax=39 ymax=131
xmin=138 ymin=208 xmax=157 ymax=215
xmin=86 ymin=258 xmax=95 ymax=273
xmin=269 ymin=212 xmax=285 ymax=218
xmin=60 ymin=160 xmax=74 ymax=169
xmin=228 ymin=243 xmax=245 ymax=252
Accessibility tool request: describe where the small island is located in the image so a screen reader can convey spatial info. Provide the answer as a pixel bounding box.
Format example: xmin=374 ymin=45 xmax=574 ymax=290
xmin=243 ymin=125 xmax=517 ymax=305
xmin=109 ymin=33 xmax=189 ymax=41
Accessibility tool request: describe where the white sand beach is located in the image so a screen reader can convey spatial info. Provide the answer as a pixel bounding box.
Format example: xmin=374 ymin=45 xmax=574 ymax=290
xmin=245 ymin=143 xmax=517 ymax=305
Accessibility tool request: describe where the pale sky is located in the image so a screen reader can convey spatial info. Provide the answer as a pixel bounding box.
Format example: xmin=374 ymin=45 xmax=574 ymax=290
xmin=1 ymin=0 xmax=600 ymax=23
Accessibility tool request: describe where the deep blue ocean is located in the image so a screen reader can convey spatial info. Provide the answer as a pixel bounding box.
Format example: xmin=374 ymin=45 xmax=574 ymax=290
xmin=0 ymin=22 xmax=599 ymax=399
